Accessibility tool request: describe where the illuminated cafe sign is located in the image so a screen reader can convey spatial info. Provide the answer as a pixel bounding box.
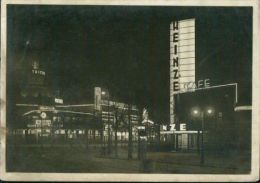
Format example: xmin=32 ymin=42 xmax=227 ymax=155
xmin=180 ymin=79 xmax=210 ymax=92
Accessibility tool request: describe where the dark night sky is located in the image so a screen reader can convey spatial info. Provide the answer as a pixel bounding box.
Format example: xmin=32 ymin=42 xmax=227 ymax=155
xmin=7 ymin=5 xmax=252 ymax=123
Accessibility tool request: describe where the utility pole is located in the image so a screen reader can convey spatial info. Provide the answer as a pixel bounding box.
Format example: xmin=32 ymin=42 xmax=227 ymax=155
xmin=114 ymin=104 xmax=119 ymax=158
xmin=200 ymin=112 xmax=205 ymax=165
xmin=197 ymin=129 xmax=200 ymax=154
xmin=107 ymin=95 xmax=112 ymax=155
xmin=128 ymin=103 xmax=133 ymax=159
xmin=137 ymin=109 xmax=142 ymax=160
xmin=156 ymin=123 xmax=160 ymax=151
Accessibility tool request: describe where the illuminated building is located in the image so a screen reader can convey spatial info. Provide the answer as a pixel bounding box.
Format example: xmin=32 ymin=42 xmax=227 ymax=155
xmin=9 ymin=52 xmax=140 ymax=144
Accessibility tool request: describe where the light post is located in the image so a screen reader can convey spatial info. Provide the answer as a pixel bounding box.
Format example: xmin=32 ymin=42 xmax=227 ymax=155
xmin=102 ymin=90 xmax=112 ymax=155
xmin=193 ymin=109 xmax=200 ymax=154
xmin=192 ymin=107 xmax=213 ymax=165
xmin=101 ymin=91 xmax=106 ymax=154
xmin=108 ymin=93 xmax=112 ymax=155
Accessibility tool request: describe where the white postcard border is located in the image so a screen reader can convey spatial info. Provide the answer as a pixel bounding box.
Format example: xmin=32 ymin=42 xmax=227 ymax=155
xmin=0 ymin=0 xmax=259 ymax=182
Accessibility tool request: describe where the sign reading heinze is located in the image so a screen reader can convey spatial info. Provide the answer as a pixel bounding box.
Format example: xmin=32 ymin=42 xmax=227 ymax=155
xmin=170 ymin=18 xmax=195 ymax=124
xmin=170 ymin=18 xmax=195 ymax=94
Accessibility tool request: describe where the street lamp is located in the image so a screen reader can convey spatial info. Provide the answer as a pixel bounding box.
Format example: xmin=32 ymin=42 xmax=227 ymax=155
xmin=102 ymin=90 xmax=112 ymax=154
xmin=107 ymin=93 xmax=112 ymax=155
xmin=101 ymin=90 xmax=107 ymax=154
xmin=193 ymin=109 xmax=199 ymax=115
xmin=192 ymin=107 xmax=214 ymax=165
xmin=207 ymin=109 xmax=213 ymax=114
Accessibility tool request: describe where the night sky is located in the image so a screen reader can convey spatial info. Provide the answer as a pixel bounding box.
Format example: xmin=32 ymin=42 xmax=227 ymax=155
xmin=7 ymin=5 xmax=252 ymax=123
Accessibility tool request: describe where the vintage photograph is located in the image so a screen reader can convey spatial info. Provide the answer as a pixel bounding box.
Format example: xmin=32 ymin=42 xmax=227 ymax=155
xmin=1 ymin=0 xmax=259 ymax=181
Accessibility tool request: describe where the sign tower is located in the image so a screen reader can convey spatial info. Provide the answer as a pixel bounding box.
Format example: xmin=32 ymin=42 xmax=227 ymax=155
xmin=170 ymin=18 xmax=196 ymax=124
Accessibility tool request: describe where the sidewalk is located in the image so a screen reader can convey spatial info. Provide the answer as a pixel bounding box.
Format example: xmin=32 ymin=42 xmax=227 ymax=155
xmin=145 ymin=151 xmax=251 ymax=174
xmin=7 ymin=145 xmax=251 ymax=174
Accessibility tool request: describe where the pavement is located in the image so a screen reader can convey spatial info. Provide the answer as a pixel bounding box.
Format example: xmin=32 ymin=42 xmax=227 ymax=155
xmin=146 ymin=151 xmax=251 ymax=174
xmin=6 ymin=144 xmax=251 ymax=174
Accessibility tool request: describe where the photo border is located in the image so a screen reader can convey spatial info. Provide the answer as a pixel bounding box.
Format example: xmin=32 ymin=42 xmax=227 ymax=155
xmin=1 ymin=0 xmax=259 ymax=181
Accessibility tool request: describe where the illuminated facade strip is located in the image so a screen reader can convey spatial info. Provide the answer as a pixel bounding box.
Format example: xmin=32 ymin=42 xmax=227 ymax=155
xmin=101 ymin=104 xmax=138 ymax=111
xmin=56 ymin=104 xmax=94 ymax=107
xmin=179 ymin=44 xmax=194 ymax=47
xmin=102 ymin=111 xmax=138 ymax=117
xmin=160 ymin=130 xmax=201 ymax=134
xmin=179 ymin=57 xmax=195 ymax=60
xmin=179 ymin=32 xmax=195 ymax=35
xmin=102 ymin=118 xmax=138 ymax=122
xmin=234 ymin=106 xmax=252 ymax=111
xmin=178 ymin=50 xmax=194 ymax=53
xmin=23 ymin=110 xmax=40 ymax=116
xmin=56 ymin=110 xmax=94 ymax=116
xmin=16 ymin=104 xmax=39 ymax=107
xmin=179 ymin=18 xmax=195 ymax=22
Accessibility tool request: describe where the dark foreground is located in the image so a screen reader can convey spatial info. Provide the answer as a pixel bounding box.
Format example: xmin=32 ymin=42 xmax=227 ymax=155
xmin=6 ymin=144 xmax=251 ymax=174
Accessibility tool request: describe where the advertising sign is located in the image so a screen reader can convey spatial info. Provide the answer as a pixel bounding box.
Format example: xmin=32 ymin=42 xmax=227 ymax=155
xmin=29 ymin=60 xmax=46 ymax=85
xmin=55 ymin=98 xmax=63 ymax=104
xmin=170 ymin=18 xmax=195 ymax=124
xmin=170 ymin=18 xmax=195 ymax=94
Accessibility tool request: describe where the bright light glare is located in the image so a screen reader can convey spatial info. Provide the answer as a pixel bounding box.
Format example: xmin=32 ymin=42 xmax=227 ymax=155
xmin=193 ymin=110 xmax=199 ymax=115
xmin=207 ymin=109 xmax=213 ymax=114
xmin=101 ymin=91 xmax=106 ymax=95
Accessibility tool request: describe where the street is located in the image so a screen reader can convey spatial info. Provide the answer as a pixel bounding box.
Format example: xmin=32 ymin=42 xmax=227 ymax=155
xmin=7 ymin=144 xmax=250 ymax=174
